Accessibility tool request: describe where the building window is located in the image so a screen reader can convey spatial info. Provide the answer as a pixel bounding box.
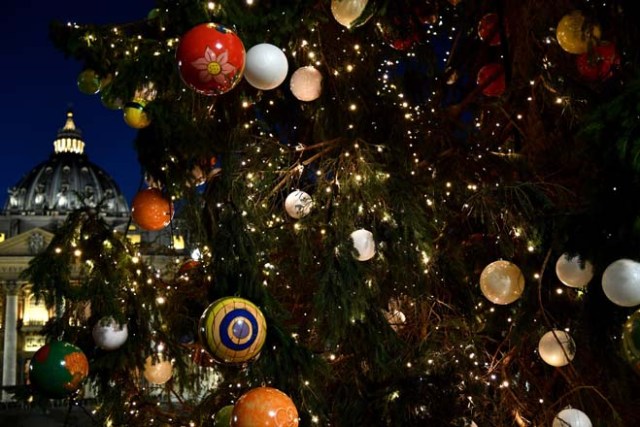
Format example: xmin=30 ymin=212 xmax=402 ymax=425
xmin=23 ymin=294 xmax=49 ymax=326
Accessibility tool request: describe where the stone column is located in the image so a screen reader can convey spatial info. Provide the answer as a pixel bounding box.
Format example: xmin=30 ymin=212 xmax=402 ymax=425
xmin=2 ymin=281 xmax=20 ymax=402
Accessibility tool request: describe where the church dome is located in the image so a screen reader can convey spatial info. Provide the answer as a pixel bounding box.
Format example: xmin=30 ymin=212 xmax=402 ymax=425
xmin=3 ymin=111 xmax=130 ymax=216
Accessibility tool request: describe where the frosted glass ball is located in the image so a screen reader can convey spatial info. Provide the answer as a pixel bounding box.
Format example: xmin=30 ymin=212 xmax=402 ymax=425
xmin=602 ymin=258 xmax=640 ymax=307
xmin=244 ymin=43 xmax=289 ymax=90
xmin=143 ymin=354 xmax=173 ymax=385
xmin=331 ymin=0 xmax=370 ymax=29
xmin=350 ymin=229 xmax=375 ymax=261
xmin=552 ymin=408 xmax=592 ymax=427
xmin=284 ymin=190 xmax=313 ymax=219
xmin=538 ymin=330 xmax=575 ymax=367
xmin=479 ymin=260 xmax=525 ymax=305
xmin=555 ymin=253 xmax=593 ymax=289
xmin=92 ymin=316 xmax=128 ymax=351
xmin=290 ymin=66 xmax=322 ymax=101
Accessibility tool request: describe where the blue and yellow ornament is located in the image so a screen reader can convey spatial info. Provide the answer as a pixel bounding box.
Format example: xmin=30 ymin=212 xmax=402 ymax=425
xmin=198 ymin=297 xmax=267 ymax=364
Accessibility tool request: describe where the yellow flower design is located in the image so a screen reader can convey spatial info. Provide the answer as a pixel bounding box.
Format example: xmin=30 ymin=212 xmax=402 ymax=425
xmin=191 ymin=47 xmax=236 ymax=85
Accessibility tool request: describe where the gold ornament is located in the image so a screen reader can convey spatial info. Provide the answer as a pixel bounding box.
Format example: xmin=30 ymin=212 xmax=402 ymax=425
xmin=556 ymin=10 xmax=601 ymax=54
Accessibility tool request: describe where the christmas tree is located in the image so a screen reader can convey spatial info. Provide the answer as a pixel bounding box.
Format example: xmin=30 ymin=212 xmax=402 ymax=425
xmin=22 ymin=0 xmax=640 ymax=425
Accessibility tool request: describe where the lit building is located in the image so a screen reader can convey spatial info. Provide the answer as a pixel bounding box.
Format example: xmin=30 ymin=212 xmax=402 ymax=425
xmin=0 ymin=111 xmax=175 ymax=402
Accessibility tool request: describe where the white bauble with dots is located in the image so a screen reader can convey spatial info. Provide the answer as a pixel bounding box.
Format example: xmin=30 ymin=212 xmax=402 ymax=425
xmin=555 ymin=253 xmax=593 ymax=289
xmin=350 ymin=229 xmax=375 ymax=261
xmin=244 ymin=43 xmax=289 ymax=90
xmin=92 ymin=316 xmax=128 ymax=351
xmin=284 ymin=190 xmax=313 ymax=219
xmin=538 ymin=329 xmax=575 ymax=367
xmin=602 ymin=258 xmax=640 ymax=307
xmin=552 ymin=408 xmax=592 ymax=427
xmin=290 ymin=66 xmax=322 ymax=101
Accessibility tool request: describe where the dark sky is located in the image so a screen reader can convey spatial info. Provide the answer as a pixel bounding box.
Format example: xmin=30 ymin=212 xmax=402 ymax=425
xmin=0 ymin=0 xmax=156 ymax=207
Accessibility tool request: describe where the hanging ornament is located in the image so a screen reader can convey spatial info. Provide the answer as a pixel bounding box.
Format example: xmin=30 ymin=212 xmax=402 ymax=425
xmin=77 ymin=69 xmax=102 ymax=95
xmin=476 ymin=63 xmax=505 ymax=97
xmin=552 ymin=408 xmax=592 ymax=427
xmin=375 ymin=14 xmax=420 ymax=51
xmin=622 ymin=307 xmax=640 ymax=375
xmin=478 ymin=13 xmax=504 ymax=46
xmin=244 ymin=43 xmax=289 ymax=90
xmin=290 ymin=66 xmax=323 ymax=101
xmin=198 ymin=297 xmax=267 ymax=364
xmin=350 ymin=229 xmax=376 ymax=261
xmin=284 ymin=190 xmax=313 ymax=219
xmin=602 ymin=258 xmax=640 ymax=307
xmin=214 ymin=405 xmax=234 ymax=426
xmin=538 ymin=330 xmax=576 ymax=367
xmin=479 ymin=260 xmax=524 ymax=305
xmin=576 ymin=42 xmax=620 ymax=81
xmin=123 ymin=100 xmax=151 ymax=129
xmin=331 ymin=0 xmax=371 ymax=29
xmin=176 ymin=23 xmax=246 ymax=96
xmin=231 ymin=387 xmax=299 ymax=427
xmin=555 ymin=253 xmax=593 ymax=289
xmin=131 ymin=188 xmax=174 ymax=231
xmin=29 ymin=341 xmax=89 ymax=399
xmin=143 ymin=353 xmax=173 ymax=385
xmin=92 ymin=316 xmax=128 ymax=351
xmin=178 ymin=259 xmax=202 ymax=279
xmin=556 ymin=10 xmax=601 ymax=55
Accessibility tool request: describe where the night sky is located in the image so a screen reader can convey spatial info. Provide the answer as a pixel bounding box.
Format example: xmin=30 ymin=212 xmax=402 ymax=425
xmin=0 ymin=0 xmax=156 ymax=207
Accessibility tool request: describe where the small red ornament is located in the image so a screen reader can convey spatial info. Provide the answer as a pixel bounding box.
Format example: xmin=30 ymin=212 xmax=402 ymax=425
xmin=477 ymin=63 xmax=505 ymax=97
xmin=576 ymin=42 xmax=619 ymax=81
xmin=131 ymin=188 xmax=174 ymax=231
xmin=478 ymin=13 xmax=505 ymax=46
xmin=232 ymin=387 xmax=299 ymax=427
xmin=176 ymin=23 xmax=245 ymax=96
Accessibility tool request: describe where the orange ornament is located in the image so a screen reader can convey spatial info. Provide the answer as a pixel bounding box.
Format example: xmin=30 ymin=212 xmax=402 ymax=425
xmin=131 ymin=188 xmax=174 ymax=231
xmin=232 ymin=387 xmax=298 ymax=427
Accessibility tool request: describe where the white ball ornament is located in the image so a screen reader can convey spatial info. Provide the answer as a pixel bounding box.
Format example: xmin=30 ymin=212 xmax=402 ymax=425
xmin=290 ymin=66 xmax=323 ymax=101
xmin=479 ymin=260 xmax=525 ymax=305
xmin=284 ymin=190 xmax=313 ymax=219
xmin=552 ymin=408 xmax=592 ymax=427
xmin=555 ymin=253 xmax=593 ymax=289
xmin=350 ymin=229 xmax=375 ymax=261
xmin=244 ymin=43 xmax=289 ymax=90
xmin=92 ymin=316 xmax=128 ymax=351
xmin=143 ymin=354 xmax=173 ymax=385
xmin=538 ymin=330 xmax=575 ymax=367
xmin=331 ymin=0 xmax=371 ymax=29
xmin=602 ymin=258 xmax=640 ymax=307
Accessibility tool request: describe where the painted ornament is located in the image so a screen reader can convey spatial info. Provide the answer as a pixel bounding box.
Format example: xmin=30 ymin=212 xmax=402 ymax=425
xmin=177 ymin=23 xmax=246 ymax=95
xmin=92 ymin=316 xmax=128 ymax=351
xmin=284 ymin=190 xmax=313 ymax=219
xmin=29 ymin=341 xmax=89 ymax=399
xmin=231 ymin=387 xmax=298 ymax=427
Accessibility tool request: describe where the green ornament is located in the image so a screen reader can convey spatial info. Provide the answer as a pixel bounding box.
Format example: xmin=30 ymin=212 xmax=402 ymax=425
xmin=213 ymin=405 xmax=234 ymax=426
xmin=77 ymin=69 xmax=102 ymax=95
xmin=29 ymin=341 xmax=89 ymax=399
xmin=622 ymin=308 xmax=640 ymax=375
xmin=147 ymin=8 xmax=160 ymax=21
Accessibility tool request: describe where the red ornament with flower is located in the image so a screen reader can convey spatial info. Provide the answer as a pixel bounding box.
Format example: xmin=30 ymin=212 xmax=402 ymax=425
xmin=176 ymin=23 xmax=246 ymax=96
xmin=576 ymin=42 xmax=619 ymax=82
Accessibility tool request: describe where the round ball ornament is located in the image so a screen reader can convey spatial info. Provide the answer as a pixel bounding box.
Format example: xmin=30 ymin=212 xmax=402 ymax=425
xmin=77 ymin=69 xmax=102 ymax=95
xmin=290 ymin=66 xmax=323 ymax=102
xmin=331 ymin=0 xmax=372 ymax=29
xmin=244 ymin=43 xmax=288 ymax=90
xmin=538 ymin=330 xmax=575 ymax=367
xmin=131 ymin=188 xmax=174 ymax=231
xmin=231 ymin=387 xmax=298 ymax=427
xmin=478 ymin=13 xmax=502 ymax=46
xmin=350 ymin=228 xmax=376 ymax=261
xmin=621 ymin=308 xmax=640 ymax=374
xmin=29 ymin=341 xmax=89 ymax=399
xmin=123 ymin=100 xmax=151 ymax=129
xmin=602 ymin=258 xmax=640 ymax=307
xmin=214 ymin=405 xmax=234 ymax=426
xmin=556 ymin=10 xmax=601 ymax=54
xmin=576 ymin=42 xmax=619 ymax=82
xmin=555 ymin=253 xmax=593 ymax=289
xmin=143 ymin=354 xmax=173 ymax=385
xmin=284 ymin=190 xmax=313 ymax=219
xmin=477 ymin=63 xmax=505 ymax=97
xmin=177 ymin=23 xmax=246 ymax=96
xmin=479 ymin=260 xmax=524 ymax=305
xmin=552 ymin=408 xmax=592 ymax=427
xmin=198 ymin=297 xmax=267 ymax=364
xmin=92 ymin=316 xmax=128 ymax=351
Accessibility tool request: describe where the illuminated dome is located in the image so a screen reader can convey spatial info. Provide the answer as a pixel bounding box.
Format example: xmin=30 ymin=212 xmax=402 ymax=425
xmin=3 ymin=110 xmax=129 ymax=216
